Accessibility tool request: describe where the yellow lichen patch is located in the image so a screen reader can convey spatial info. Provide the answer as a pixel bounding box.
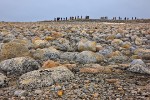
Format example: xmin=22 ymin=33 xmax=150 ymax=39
xmin=20 ymin=78 xmax=35 ymax=85
xmin=45 ymin=36 xmax=55 ymax=41
xmin=57 ymin=90 xmax=63 ymax=97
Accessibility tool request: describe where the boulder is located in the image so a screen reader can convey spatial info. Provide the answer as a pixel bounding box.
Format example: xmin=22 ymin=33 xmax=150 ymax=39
xmin=52 ymin=38 xmax=72 ymax=51
xmin=127 ymin=59 xmax=150 ymax=74
xmin=78 ymin=39 xmax=96 ymax=52
xmin=0 ymin=57 xmax=40 ymax=76
xmin=0 ymin=42 xmax=29 ymax=61
xmin=60 ymin=52 xmax=78 ymax=61
xmin=33 ymin=39 xmax=48 ymax=48
xmin=76 ymin=51 xmax=104 ymax=64
xmin=32 ymin=47 xmax=61 ymax=60
xmin=18 ymin=66 xmax=74 ymax=89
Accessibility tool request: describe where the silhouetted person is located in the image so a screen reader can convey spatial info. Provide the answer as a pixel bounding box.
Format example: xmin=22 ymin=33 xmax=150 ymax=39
xmin=124 ymin=17 xmax=126 ymax=20
xmin=77 ymin=16 xmax=79 ymax=19
xmin=135 ymin=17 xmax=137 ymax=20
xmin=81 ymin=16 xmax=82 ymax=19
xmin=66 ymin=17 xmax=67 ymax=21
xmin=75 ymin=16 xmax=76 ymax=20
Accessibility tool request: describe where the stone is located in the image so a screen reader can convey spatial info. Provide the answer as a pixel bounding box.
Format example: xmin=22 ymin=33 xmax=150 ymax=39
xmin=14 ymin=90 xmax=27 ymax=97
xmin=76 ymin=51 xmax=104 ymax=64
xmin=52 ymin=38 xmax=71 ymax=51
xmin=11 ymin=39 xmax=34 ymax=49
xmin=98 ymin=46 xmax=114 ymax=57
xmin=127 ymin=59 xmax=150 ymax=74
xmin=0 ymin=57 xmax=40 ymax=76
xmin=111 ymin=39 xmax=123 ymax=46
xmin=96 ymin=45 xmax=103 ymax=51
xmin=18 ymin=66 xmax=74 ymax=89
xmin=115 ymin=33 xmax=122 ymax=39
xmin=79 ymin=64 xmax=113 ymax=74
xmin=42 ymin=60 xmax=60 ymax=69
xmin=32 ymin=47 xmax=61 ymax=60
xmin=121 ymin=42 xmax=131 ymax=49
xmin=0 ymin=73 xmax=8 ymax=88
xmin=78 ymin=39 xmax=96 ymax=52
xmin=135 ymin=37 xmax=142 ymax=45
xmin=60 ymin=52 xmax=78 ymax=61
xmin=0 ymin=42 xmax=29 ymax=61
xmin=109 ymin=55 xmax=128 ymax=63
xmin=33 ymin=39 xmax=48 ymax=48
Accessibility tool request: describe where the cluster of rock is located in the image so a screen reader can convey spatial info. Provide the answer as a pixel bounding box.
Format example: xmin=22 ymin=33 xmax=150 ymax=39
xmin=0 ymin=22 xmax=149 ymax=92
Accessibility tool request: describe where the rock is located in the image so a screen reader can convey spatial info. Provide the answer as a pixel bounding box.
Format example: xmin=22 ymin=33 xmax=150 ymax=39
xmin=42 ymin=60 xmax=60 ymax=69
xmin=0 ymin=57 xmax=40 ymax=76
xmin=79 ymin=64 xmax=112 ymax=74
xmin=60 ymin=52 xmax=78 ymax=61
xmin=18 ymin=66 xmax=74 ymax=89
xmin=0 ymin=73 xmax=8 ymax=88
xmin=32 ymin=47 xmax=61 ymax=60
xmin=109 ymin=55 xmax=128 ymax=63
xmin=33 ymin=39 xmax=48 ymax=48
xmin=76 ymin=51 xmax=104 ymax=64
xmin=14 ymin=90 xmax=27 ymax=97
xmin=111 ymin=39 xmax=123 ymax=46
xmin=115 ymin=33 xmax=122 ymax=39
xmin=138 ymin=49 xmax=150 ymax=60
xmin=135 ymin=37 xmax=142 ymax=45
xmin=78 ymin=39 xmax=96 ymax=52
xmin=127 ymin=59 xmax=150 ymax=74
xmin=11 ymin=39 xmax=34 ymax=49
xmin=121 ymin=42 xmax=131 ymax=49
xmin=34 ymin=90 xmax=43 ymax=94
xmin=96 ymin=45 xmax=103 ymax=51
xmin=52 ymin=38 xmax=72 ymax=51
xmin=98 ymin=46 xmax=114 ymax=57
xmin=105 ymin=79 xmax=119 ymax=83
xmin=0 ymin=42 xmax=29 ymax=61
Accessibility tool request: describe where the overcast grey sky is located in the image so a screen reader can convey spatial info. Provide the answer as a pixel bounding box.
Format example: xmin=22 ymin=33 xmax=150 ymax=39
xmin=0 ymin=0 xmax=150 ymax=22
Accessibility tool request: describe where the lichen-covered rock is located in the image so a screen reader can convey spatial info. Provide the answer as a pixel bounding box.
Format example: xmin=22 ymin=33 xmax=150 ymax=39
xmin=76 ymin=51 xmax=104 ymax=64
xmin=60 ymin=52 xmax=78 ymax=61
xmin=0 ymin=73 xmax=8 ymax=88
xmin=127 ymin=59 xmax=150 ymax=74
xmin=0 ymin=42 xmax=29 ymax=61
xmin=52 ymin=38 xmax=71 ymax=51
xmin=32 ymin=47 xmax=61 ymax=60
xmin=109 ymin=55 xmax=128 ymax=63
xmin=33 ymin=39 xmax=48 ymax=48
xmin=78 ymin=39 xmax=96 ymax=52
xmin=98 ymin=46 xmax=114 ymax=57
xmin=0 ymin=57 xmax=40 ymax=76
xmin=18 ymin=66 xmax=74 ymax=89
xmin=11 ymin=39 xmax=34 ymax=49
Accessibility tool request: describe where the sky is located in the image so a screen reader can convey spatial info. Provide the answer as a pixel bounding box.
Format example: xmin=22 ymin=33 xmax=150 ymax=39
xmin=0 ymin=0 xmax=150 ymax=22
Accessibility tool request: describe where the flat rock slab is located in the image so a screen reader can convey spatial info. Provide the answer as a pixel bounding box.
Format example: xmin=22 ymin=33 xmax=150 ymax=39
xmin=0 ymin=57 xmax=40 ymax=76
xmin=18 ymin=66 xmax=75 ymax=89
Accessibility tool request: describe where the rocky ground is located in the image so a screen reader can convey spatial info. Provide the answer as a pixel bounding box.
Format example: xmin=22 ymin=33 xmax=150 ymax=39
xmin=0 ymin=21 xmax=150 ymax=100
